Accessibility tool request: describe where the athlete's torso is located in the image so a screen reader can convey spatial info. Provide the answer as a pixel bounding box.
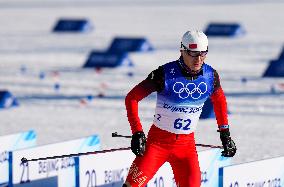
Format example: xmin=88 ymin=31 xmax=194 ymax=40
xmin=153 ymin=61 xmax=215 ymax=134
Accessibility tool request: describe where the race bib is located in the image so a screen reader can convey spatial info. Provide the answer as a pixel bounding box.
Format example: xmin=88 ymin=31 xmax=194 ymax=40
xmin=153 ymin=102 xmax=204 ymax=134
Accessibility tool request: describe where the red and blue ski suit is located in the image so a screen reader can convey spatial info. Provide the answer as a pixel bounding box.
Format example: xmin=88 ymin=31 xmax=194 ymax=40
xmin=125 ymin=58 xmax=229 ymax=187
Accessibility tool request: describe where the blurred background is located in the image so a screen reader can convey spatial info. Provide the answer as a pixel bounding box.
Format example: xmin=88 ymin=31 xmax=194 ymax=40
xmin=1 ymin=0 xmax=284 ymax=167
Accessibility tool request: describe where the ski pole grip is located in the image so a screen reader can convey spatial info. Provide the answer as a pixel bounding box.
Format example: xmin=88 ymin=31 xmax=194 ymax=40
xmin=112 ymin=132 xmax=118 ymax=137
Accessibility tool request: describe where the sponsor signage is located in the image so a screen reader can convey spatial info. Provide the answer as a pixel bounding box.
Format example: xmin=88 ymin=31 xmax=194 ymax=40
xmin=9 ymin=135 xmax=100 ymax=187
xmin=0 ymin=130 xmax=36 ymax=185
xmin=219 ymin=156 xmax=284 ymax=187
xmin=77 ymin=148 xmax=230 ymax=187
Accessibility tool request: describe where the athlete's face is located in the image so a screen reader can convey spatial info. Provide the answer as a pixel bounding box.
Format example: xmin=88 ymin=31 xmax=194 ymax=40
xmin=181 ymin=50 xmax=207 ymax=72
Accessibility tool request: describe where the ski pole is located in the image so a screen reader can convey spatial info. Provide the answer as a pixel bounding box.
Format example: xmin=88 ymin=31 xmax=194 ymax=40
xmin=195 ymin=144 xmax=223 ymax=149
xmin=112 ymin=132 xmax=131 ymax=138
xmin=21 ymin=146 xmax=130 ymax=164
xmin=112 ymin=132 xmax=223 ymax=149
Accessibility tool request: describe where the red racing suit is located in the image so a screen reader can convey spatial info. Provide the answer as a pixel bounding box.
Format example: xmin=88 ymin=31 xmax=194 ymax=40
xmin=124 ymin=58 xmax=229 ymax=187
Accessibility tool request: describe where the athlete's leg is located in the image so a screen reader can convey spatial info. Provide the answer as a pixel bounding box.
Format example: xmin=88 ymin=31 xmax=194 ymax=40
xmin=169 ymin=145 xmax=201 ymax=187
xmin=124 ymin=143 xmax=169 ymax=187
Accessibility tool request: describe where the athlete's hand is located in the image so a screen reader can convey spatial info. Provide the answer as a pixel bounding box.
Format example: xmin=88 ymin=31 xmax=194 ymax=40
xmin=220 ymin=130 xmax=237 ymax=157
xmin=131 ymin=131 xmax=146 ymax=156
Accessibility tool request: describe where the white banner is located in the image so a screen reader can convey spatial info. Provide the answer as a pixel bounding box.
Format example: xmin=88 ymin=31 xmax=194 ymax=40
xmin=77 ymin=148 xmax=231 ymax=187
xmin=77 ymin=149 xmax=133 ymax=187
xmin=0 ymin=130 xmax=36 ymax=185
xmin=220 ymin=156 xmax=284 ymax=187
xmin=9 ymin=135 xmax=100 ymax=187
xmin=199 ymin=148 xmax=231 ymax=187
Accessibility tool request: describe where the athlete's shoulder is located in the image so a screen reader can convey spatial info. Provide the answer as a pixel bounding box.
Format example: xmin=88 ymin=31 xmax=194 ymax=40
xmin=203 ymin=63 xmax=220 ymax=80
xmin=147 ymin=59 xmax=179 ymax=79
xmin=203 ymin=63 xmax=221 ymax=91
xmin=146 ymin=66 xmax=165 ymax=92
xmin=203 ymin=63 xmax=220 ymax=77
xmin=203 ymin=63 xmax=215 ymax=72
xmin=147 ymin=66 xmax=163 ymax=80
xmin=162 ymin=60 xmax=179 ymax=68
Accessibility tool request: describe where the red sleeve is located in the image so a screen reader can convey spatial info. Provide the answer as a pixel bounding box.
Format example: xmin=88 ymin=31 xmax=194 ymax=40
xmin=125 ymin=79 xmax=157 ymax=134
xmin=210 ymin=86 xmax=229 ymax=129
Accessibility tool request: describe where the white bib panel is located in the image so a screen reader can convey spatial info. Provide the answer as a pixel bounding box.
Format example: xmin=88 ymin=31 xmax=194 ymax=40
xmin=153 ymin=100 xmax=204 ymax=134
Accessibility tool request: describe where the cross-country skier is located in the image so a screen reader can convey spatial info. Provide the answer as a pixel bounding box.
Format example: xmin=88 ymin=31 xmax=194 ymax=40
xmin=122 ymin=30 xmax=237 ymax=187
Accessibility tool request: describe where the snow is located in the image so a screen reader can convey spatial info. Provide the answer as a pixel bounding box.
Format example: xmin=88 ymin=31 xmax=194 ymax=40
xmin=0 ymin=0 xmax=284 ymax=165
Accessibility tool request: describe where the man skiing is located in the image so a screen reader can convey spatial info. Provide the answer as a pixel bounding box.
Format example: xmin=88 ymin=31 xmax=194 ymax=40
xmin=122 ymin=30 xmax=236 ymax=187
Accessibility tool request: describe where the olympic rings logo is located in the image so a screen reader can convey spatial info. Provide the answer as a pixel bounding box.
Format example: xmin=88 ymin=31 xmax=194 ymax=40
xmin=172 ymin=81 xmax=207 ymax=99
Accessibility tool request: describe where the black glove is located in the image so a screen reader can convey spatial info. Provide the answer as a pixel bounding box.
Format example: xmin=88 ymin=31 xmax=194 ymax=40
xmin=131 ymin=131 xmax=146 ymax=156
xmin=219 ymin=130 xmax=237 ymax=157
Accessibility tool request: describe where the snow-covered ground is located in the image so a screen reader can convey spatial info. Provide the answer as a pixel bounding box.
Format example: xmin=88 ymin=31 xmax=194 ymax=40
xmin=0 ymin=0 xmax=284 ymax=165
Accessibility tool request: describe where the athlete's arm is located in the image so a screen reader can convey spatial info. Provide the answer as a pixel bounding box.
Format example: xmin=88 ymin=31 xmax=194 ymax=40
xmin=210 ymin=70 xmax=237 ymax=157
xmin=125 ymin=66 xmax=164 ymax=134
xmin=210 ymin=70 xmax=229 ymax=131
